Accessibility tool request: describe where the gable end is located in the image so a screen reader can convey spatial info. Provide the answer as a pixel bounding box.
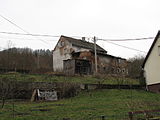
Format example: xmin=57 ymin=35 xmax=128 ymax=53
xmin=142 ymin=31 xmax=160 ymax=68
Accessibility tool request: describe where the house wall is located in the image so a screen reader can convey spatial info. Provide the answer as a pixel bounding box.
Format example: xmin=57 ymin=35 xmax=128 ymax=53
xmin=144 ymin=37 xmax=160 ymax=85
xmin=0 ymin=82 xmax=80 ymax=99
xmin=147 ymin=83 xmax=160 ymax=93
xmin=98 ymin=55 xmax=128 ymax=75
xmin=97 ymin=55 xmax=112 ymax=74
xmin=53 ymin=39 xmax=72 ymax=72
xmin=63 ymin=59 xmax=75 ymax=76
xmin=73 ymin=51 xmax=128 ymax=76
xmin=53 ymin=38 xmax=90 ymax=72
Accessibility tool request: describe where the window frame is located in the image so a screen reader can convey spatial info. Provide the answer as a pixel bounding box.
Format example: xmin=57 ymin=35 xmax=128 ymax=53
xmin=158 ymin=46 xmax=160 ymax=56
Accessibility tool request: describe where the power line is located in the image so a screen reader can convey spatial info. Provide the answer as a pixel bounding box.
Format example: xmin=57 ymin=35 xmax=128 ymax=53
xmin=101 ymin=40 xmax=147 ymax=53
xmin=0 ymin=12 xmax=150 ymax=54
xmin=0 ymin=31 xmax=60 ymax=38
xmin=0 ymin=14 xmax=50 ymax=44
xmin=0 ymin=31 xmax=154 ymax=41
xmin=0 ymin=36 xmax=57 ymax=41
xmin=0 ymin=32 xmax=148 ymax=53
xmin=98 ymin=37 xmax=154 ymax=41
xmin=0 ymin=14 xmax=29 ymax=34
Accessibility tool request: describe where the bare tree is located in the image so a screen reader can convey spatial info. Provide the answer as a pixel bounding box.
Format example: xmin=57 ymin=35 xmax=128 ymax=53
xmin=128 ymin=55 xmax=145 ymax=78
xmin=0 ymin=47 xmax=52 ymax=73
xmin=0 ymin=77 xmax=15 ymax=108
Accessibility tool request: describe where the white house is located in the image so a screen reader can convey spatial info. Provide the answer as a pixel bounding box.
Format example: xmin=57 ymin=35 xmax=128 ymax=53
xmin=142 ymin=31 xmax=160 ymax=93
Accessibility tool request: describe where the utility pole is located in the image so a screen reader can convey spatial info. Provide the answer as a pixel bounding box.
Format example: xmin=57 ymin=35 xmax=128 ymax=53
xmin=35 ymin=51 xmax=40 ymax=69
xmin=37 ymin=53 xmax=40 ymax=69
xmin=94 ymin=36 xmax=98 ymax=74
xmin=52 ymin=54 xmax=54 ymax=72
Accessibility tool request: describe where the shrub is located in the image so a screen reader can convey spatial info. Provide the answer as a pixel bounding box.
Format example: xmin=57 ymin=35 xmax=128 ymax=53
xmin=0 ymin=77 xmax=16 ymax=108
xmin=58 ymin=82 xmax=80 ymax=99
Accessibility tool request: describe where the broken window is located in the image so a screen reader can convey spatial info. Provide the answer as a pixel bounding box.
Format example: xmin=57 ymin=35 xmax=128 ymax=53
xmin=122 ymin=68 xmax=125 ymax=73
xmin=117 ymin=68 xmax=121 ymax=73
xmin=103 ymin=67 xmax=106 ymax=71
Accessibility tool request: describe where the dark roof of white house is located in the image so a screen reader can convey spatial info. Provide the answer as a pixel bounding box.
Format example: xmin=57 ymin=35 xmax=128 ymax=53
xmin=142 ymin=31 xmax=160 ymax=68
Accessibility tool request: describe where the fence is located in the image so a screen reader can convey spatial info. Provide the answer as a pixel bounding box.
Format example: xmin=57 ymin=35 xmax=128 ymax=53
xmin=128 ymin=109 xmax=160 ymax=120
xmin=82 ymin=84 xmax=145 ymax=90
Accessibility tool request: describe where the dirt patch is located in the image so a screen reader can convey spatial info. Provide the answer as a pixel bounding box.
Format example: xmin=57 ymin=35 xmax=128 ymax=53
xmin=51 ymin=104 xmax=65 ymax=106
xmin=15 ymin=112 xmax=30 ymax=116
xmin=32 ymin=104 xmax=65 ymax=108
xmin=30 ymin=108 xmax=52 ymax=112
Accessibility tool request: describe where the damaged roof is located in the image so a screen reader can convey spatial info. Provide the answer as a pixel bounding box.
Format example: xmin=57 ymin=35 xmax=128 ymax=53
xmin=72 ymin=51 xmax=126 ymax=60
xmin=61 ymin=35 xmax=107 ymax=53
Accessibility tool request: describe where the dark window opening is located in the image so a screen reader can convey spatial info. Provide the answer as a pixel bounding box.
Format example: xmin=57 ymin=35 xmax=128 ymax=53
xmin=75 ymin=59 xmax=91 ymax=75
xmin=117 ymin=68 xmax=121 ymax=73
xmin=103 ymin=67 xmax=106 ymax=71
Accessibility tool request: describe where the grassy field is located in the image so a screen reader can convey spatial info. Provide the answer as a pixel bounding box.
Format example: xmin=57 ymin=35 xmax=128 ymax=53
xmin=0 ymin=73 xmax=139 ymax=85
xmin=0 ymin=89 xmax=160 ymax=120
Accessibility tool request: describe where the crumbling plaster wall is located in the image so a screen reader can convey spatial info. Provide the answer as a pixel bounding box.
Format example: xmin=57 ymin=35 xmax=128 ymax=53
xmin=53 ymin=39 xmax=72 ymax=72
xmin=53 ymin=38 xmax=89 ymax=72
xmin=74 ymin=51 xmax=128 ymax=75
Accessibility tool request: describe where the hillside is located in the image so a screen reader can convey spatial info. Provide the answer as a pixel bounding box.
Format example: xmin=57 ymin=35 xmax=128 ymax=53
xmin=1 ymin=89 xmax=160 ymax=120
xmin=0 ymin=73 xmax=139 ymax=85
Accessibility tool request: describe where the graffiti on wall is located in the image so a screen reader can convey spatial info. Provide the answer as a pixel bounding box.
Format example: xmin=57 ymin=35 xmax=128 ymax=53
xmin=37 ymin=89 xmax=58 ymax=101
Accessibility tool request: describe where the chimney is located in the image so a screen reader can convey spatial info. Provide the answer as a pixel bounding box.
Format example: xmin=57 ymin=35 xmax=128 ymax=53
xmin=82 ymin=37 xmax=85 ymax=41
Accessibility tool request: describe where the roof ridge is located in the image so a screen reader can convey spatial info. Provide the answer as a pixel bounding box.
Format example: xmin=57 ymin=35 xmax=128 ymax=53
xmin=61 ymin=35 xmax=93 ymax=44
xmin=61 ymin=35 xmax=107 ymax=53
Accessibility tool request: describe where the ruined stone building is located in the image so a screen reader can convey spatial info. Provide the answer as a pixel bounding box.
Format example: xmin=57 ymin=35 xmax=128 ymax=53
xmin=53 ymin=35 xmax=128 ymax=76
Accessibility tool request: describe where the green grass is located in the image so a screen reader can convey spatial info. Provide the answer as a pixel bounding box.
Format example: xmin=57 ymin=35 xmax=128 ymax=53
xmin=0 ymin=73 xmax=139 ymax=85
xmin=1 ymin=89 xmax=160 ymax=120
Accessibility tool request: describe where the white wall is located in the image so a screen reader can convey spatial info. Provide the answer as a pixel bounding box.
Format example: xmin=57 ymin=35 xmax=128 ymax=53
xmin=53 ymin=39 xmax=72 ymax=72
xmin=53 ymin=49 xmax=71 ymax=72
xmin=53 ymin=37 xmax=94 ymax=72
xmin=53 ymin=40 xmax=89 ymax=72
xmin=144 ymin=37 xmax=160 ymax=85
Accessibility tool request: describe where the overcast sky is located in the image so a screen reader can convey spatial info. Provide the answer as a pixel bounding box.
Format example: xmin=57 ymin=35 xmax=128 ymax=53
xmin=0 ymin=0 xmax=160 ymax=59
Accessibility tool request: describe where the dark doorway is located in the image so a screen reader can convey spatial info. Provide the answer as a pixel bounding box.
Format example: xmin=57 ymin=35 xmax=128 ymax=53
xmin=75 ymin=59 xmax=91 ymax=75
